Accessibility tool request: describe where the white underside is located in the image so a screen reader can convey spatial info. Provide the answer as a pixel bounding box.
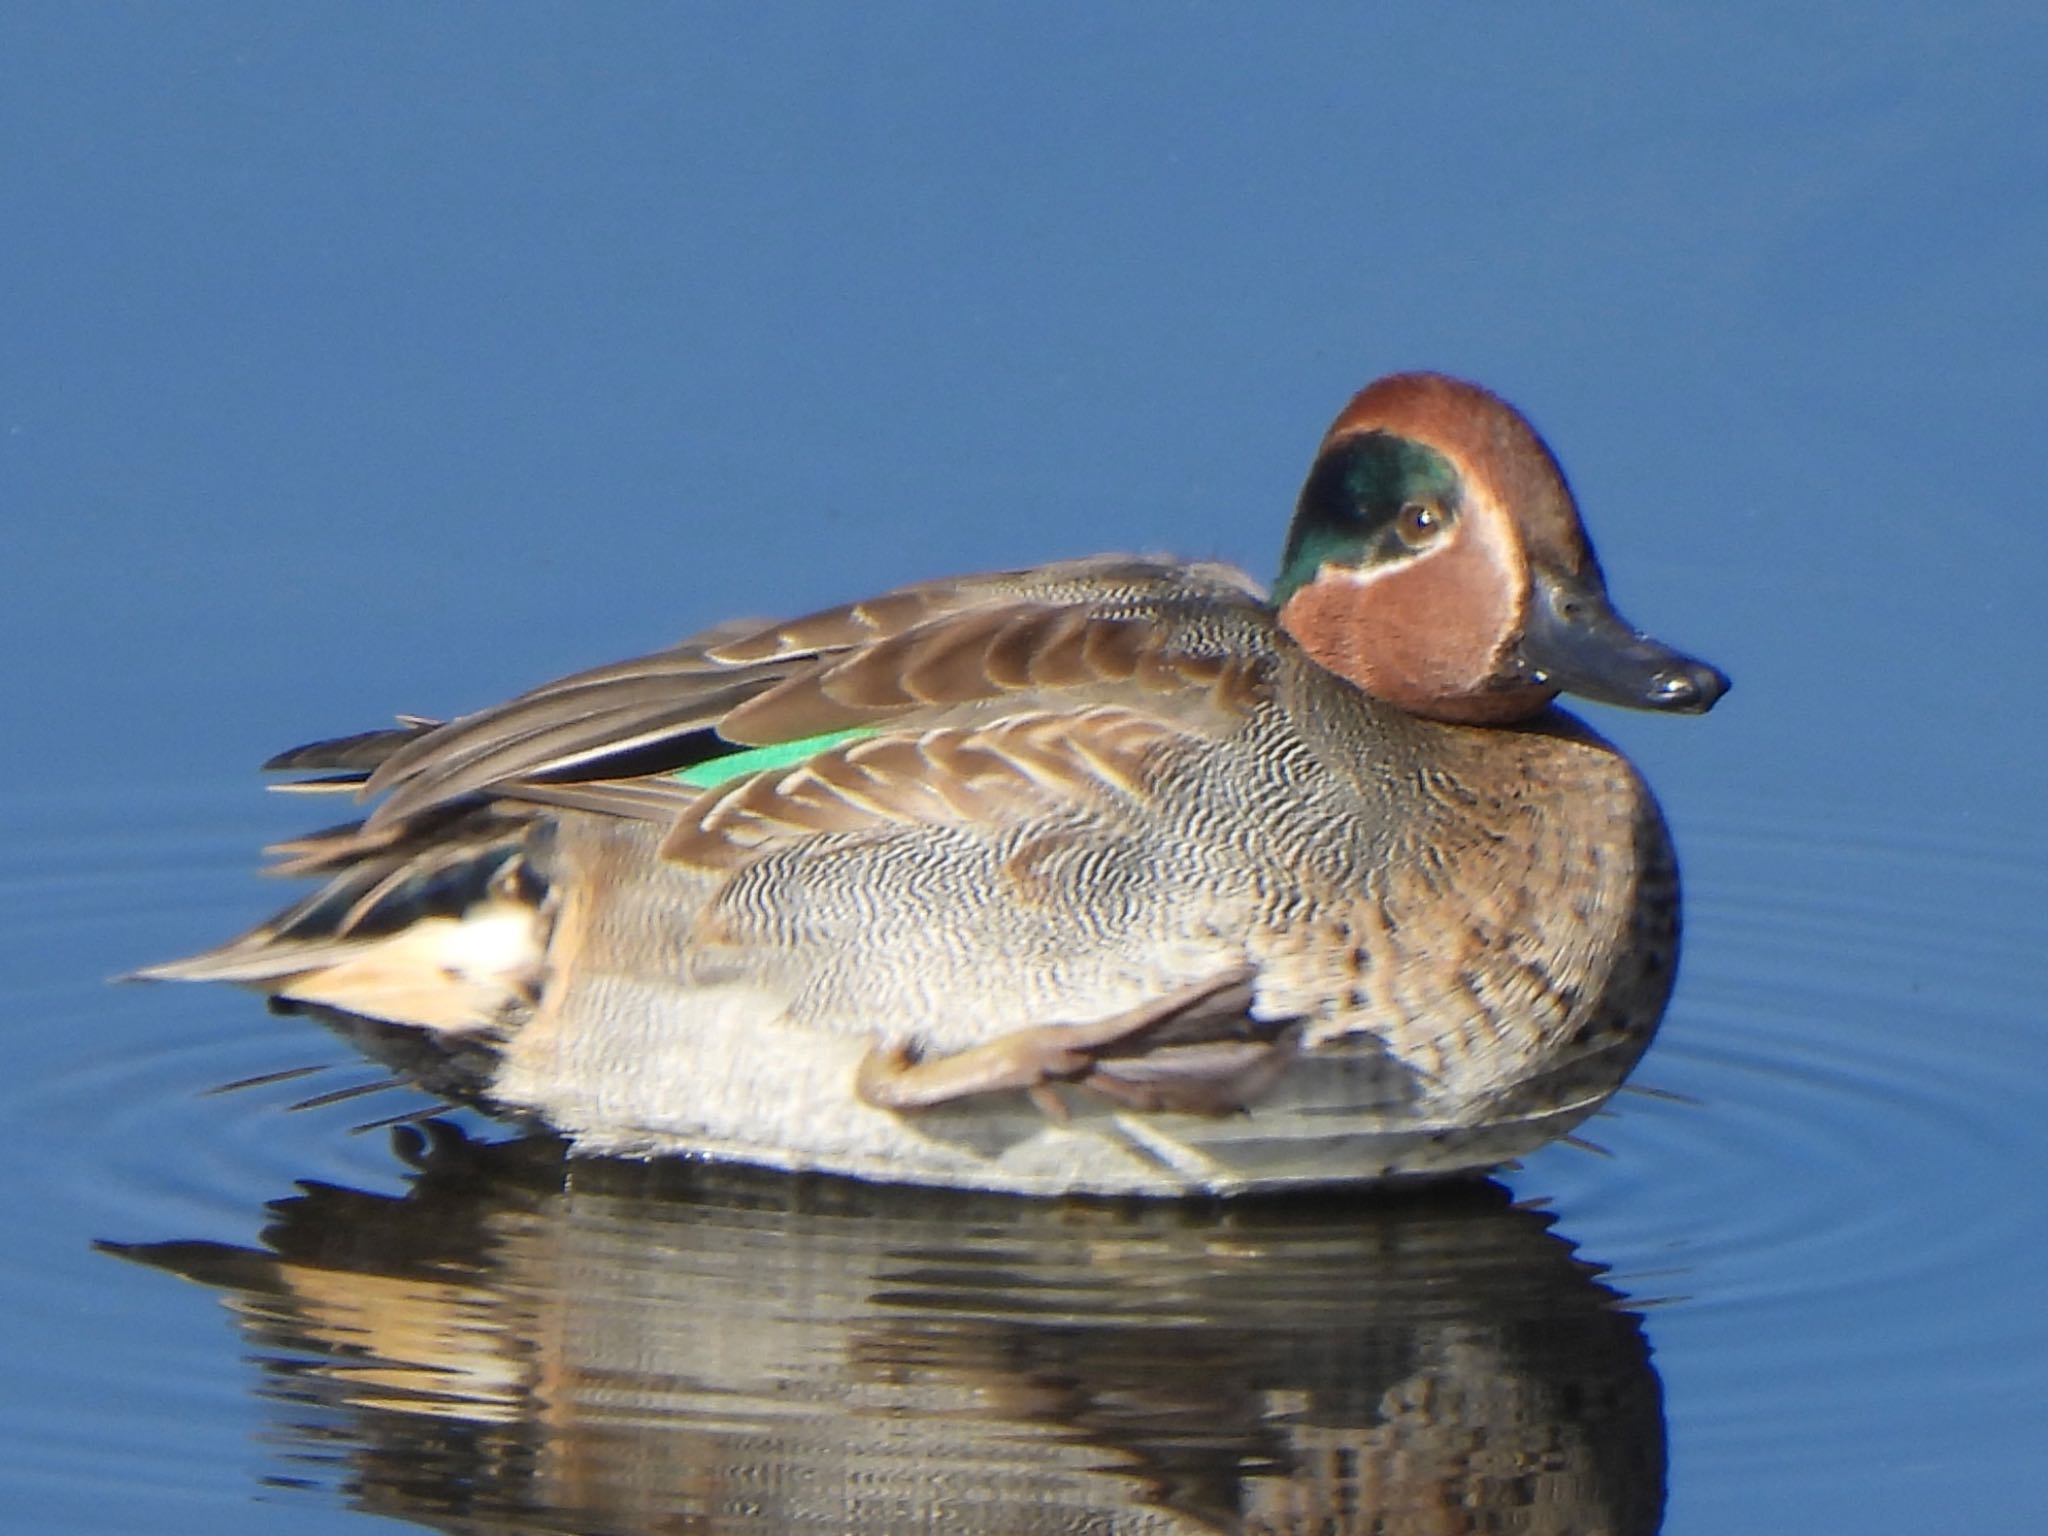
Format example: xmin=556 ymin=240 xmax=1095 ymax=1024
xmin=489 ymin=974 xmax=1606 ymax=1196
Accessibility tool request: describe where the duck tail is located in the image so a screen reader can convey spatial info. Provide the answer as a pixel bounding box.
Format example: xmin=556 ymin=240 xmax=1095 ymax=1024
xmin=129 ymin=804 xmax=555 ymax=1040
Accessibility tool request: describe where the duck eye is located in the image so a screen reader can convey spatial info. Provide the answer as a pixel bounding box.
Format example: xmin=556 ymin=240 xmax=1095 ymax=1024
xmin=1395 ymin=501 xmax=1445 ymax=548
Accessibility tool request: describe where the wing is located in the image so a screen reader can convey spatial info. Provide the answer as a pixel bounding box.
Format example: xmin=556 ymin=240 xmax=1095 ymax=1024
xmin=659 ymin=704 xmax=1186 ymax=872
xmin=321 ymin=555 xmax=1278 ymax=831
xmin=154 ymin=558 xmax=1295 ymax=1107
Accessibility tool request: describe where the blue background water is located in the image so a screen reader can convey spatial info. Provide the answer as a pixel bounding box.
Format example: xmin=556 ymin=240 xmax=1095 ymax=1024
xmin=3 ymin=6 xmax=2044 ymax=1533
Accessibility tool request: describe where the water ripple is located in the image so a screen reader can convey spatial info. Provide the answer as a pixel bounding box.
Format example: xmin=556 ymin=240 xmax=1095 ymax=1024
xmin=1519 ymin=805 xmax=2047 ymax=1489
xmin=9 ymin=788 xmax=2048 ymax=1527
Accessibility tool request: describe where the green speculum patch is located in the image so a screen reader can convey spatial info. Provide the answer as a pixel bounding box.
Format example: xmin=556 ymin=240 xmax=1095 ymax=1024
xmin=1271 ymin=432 xmax=1461 ymax=607
xmin=673 ymin=726 xmax=882 ymax=789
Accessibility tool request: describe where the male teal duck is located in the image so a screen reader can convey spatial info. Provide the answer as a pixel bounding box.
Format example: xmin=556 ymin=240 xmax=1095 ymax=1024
xmin=142 ymin=373 xmax=1726 ymax=1196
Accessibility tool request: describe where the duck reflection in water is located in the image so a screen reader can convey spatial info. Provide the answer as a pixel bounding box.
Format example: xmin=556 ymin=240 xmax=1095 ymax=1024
xmin=108 ymin=1121 xmax=1667 ymax=1535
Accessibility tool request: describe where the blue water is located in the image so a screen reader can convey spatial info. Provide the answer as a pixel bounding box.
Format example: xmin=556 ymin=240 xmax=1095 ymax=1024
xmin=5 ymin=7 xmax=2046 ymax=1533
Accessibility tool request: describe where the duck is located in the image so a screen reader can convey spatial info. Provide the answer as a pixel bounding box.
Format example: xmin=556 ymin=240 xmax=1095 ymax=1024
xmin=139 ymin=372 xmax=1727 ymax=1196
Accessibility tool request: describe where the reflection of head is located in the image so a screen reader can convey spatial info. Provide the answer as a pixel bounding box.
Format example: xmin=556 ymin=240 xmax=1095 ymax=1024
xmin=107 ymin=1124 xmax=1665 ymax=1534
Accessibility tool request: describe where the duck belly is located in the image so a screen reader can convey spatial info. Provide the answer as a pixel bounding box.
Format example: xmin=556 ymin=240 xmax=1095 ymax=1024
xmin=474 ymin=811 xmax=1643 ymax=1195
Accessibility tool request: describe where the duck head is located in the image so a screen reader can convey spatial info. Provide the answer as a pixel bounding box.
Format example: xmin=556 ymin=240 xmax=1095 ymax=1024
xmin=1272 ymin=373 xmax=1729 ymax=724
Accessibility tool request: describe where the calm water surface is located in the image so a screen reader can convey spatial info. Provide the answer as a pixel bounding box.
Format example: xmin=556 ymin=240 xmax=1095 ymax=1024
xmin=3 ymin=774 xmax=2042 ymax=1533
xmin=7 ymin=8 xmax=2046 ymax=1532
